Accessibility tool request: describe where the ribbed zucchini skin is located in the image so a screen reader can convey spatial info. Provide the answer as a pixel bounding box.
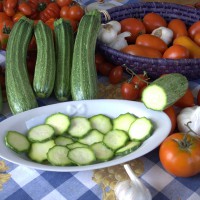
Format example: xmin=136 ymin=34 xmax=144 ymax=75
xmin=54 ymin=19 xmax=74 ymax=101
xmin=6 ymin=17 xmax=38 ymax=114
xmin=71 ymin=10 xmax=101 ymax=100
xmin=33 ymin=20 xmax=56 ymax=98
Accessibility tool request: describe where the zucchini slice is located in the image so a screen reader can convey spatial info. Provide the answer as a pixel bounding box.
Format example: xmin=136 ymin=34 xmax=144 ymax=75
xmin=67 ymin=142 xmax=88 ymax=150
xmin=45 ymin=113 xmax=70 ymax=135
xmin=27 ymin=124 xmax=55 ymax=142
xmin=68 ymin=116 xmax=92 ymax=138
xmin=89 ymin=114 xmax=112 ymax=134
xmin=113 ymin=113 xmax=137 ymax=132
xmin=68 ymin=147 xmax=96 ymax=165
xmin=128 ymin=117 xmax=154 ymax=141
xmin=103 ymin=130 xmax=129 ymax=151
xmin=54 ymin=136 xmax=74 ymax=146
xmin=47 ymin=146 xmax=73 ymax=166
xmin=5 ymin=131 xmax=30 ymax=153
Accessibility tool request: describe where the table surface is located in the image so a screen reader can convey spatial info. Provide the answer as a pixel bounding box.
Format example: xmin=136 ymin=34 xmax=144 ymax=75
xmin=1 ymin=1 xmax=200 ymax=200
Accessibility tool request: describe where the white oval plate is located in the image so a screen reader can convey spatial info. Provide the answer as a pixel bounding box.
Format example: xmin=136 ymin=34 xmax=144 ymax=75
xmin=0 ymin=99 xmax=171 ymax=172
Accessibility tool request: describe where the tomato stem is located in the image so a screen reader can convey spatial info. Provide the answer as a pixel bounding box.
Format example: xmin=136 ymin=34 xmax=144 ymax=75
xmin=2 ymin=25 xmax=11 ymax=34
xmin=37 ymin=2 xmax=47 ymax=11
xmin=185 ymin=121 xmax=200 ymax=140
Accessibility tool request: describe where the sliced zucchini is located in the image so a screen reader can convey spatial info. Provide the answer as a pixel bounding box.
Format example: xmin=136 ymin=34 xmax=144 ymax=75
xmin=45 ymin=113 xmax=70 ymax=135
xmin=47 ymin=145 xmax=73 ymax=166
xmin=5 ymin=131 xmax=30 ymax=153
xmin=128 ymin=117 xmax=154 ymax=141
xmin=89 ymin=114 xmax=112 ymax=134
xmin=28 ymin=140 xmax=55 ymax=163
xmin=54 ymin=136 xmax=74 ymax=146
xmin=27 ymin=124 xmax=55 ymax=142
xmin=67 ymin=142 xmax=88 ymax=149
xmin=91 ymin=142 xmax=114 ymax=161
xmin=103 ymin=130 xmax=129 ymax=151
xmin=68 ymin=147 xmax=96 ymax=165
xmin=115 ymin=141 xmax=141 ymax=156
xmin=113 ymin=113 xmax=137 ymax=132
xmin=68 ymin=116 xmax=92 ymax=138
xmin=78 ymin=129 xmax=104 ymax=145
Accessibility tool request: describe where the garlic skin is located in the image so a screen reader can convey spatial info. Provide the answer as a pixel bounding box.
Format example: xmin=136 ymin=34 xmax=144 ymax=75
xmin=151 ymin=26 xmax=173 ymax=45
xmin=114 ymin=164 xmax=152 ymax=200
xmin=108 ymin=31 xmax=131 ymax=50
xmin=177 ymin=106 xmax=200 ymax=137
xmin=107 ymin=20 xmax=121 ymax=34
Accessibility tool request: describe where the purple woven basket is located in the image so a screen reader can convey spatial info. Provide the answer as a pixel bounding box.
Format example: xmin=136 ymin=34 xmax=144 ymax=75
xmin=96 ymin=2 xmax=200 ymax=80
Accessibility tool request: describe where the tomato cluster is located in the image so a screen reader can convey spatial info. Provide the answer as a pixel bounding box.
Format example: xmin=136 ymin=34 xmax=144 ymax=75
xmin=0 ymin=0 xmax=85 ymax=50
xmin=119 ymin=12 xmax=200 ymax=59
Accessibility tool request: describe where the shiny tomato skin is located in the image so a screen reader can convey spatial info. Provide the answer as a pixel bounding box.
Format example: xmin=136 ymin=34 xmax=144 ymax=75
xmin=121 ymin=82 xmax=139 ymax=100
xmin=168 ymin=19 xmax=188 ymax=39
xmin=120 ymin=18 xmax=146 ymax=43
xmin=56 ymin=0 xmax=72 ymax=7
xmin=12 ymin=12 xmax=25 ymax=23
xmin=68 ymin=5 xmax=84 ymax=21
xmin=98 ymin=62 xmax=115 ymax=76
xmin=143 ymin=12 xmax=167 ymax=33
xmin=131 ymin=74 xmax=149 ymax=89
xmin=188 ymin=20 xmax=200 ymax=39
xmin=193 ymin=32 xmax=200 ymax=46
xmin=4 ymin=0 xmax=18 ymax=9
xmin=60 ymin=5 xmax=70 ymax=18
xmin=121 ymin=44 xmax=162 ymax=58
xmin=18 ymin=2 xmax=32 ymax=16
xmin=136 ymin=34 xmax=168 ymax=54
xmin=109 ymin=66 xmax=123 ymax=84
xmin=159 ymin=133 xmax=200 ymax=177
xmin=163 ymin=45 xmax=190 ymax=59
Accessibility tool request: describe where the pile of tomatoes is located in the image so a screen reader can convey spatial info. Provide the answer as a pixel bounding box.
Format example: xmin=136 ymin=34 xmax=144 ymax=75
xmin=0 ymin=0 xmax=85 ymax=50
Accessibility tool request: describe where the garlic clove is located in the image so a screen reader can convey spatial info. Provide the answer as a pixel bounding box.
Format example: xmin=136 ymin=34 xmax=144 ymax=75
xmin=107 ymin=20 xmax=121 ymax=33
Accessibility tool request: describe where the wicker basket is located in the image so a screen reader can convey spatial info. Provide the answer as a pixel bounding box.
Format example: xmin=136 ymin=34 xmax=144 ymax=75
xmin=96 ymin=2 xmax=200 ymax=80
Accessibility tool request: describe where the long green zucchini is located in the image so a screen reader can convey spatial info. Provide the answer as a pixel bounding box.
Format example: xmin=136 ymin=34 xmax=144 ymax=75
xmin=141 ymin=73 xmax=188 ymax=111
xmin=54 ymin=19 xmax=74 ymax=101
xmin=71 ymin=10 xmax=101 ymax=100
xmin=6 ymin=17 xmax=38 ymax=114
xmin=33 ymin=20 xmax=56 ymax=98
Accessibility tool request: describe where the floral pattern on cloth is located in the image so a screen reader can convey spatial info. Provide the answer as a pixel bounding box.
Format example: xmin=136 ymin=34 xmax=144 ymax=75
xmin=0 ymin=160 xmax=10 ymax=190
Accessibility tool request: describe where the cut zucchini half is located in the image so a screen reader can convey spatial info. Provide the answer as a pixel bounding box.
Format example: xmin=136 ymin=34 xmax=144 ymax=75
xmin=128 ymin=117 xmax=154 ymax=141
xmin=5 ymin=131 xmax=30 ymax=153
xmin=28 ymin=140 xmax=55 ymax=163
xmin=91 ymin=142 xmax=114 ymax=161
xmin=68 ymin=116 xmax=92 ymax=138
xmin=113 ymin=113 xmax=137 ymax=132
xmin=27 ymin=124 xmax=55 ymax=142
xmin=103 ymin=130 xmax=129 ymax=151
xmin=54 ymin=136 xmax=74 ymax=146
xmin=89 ymin=114 xmax=112 ymax=134
xmin=45 ymin=113 xmax=70 ymax=135
xmin=47 ymin=146 xmax=72 ymax=166
xmin=115 ymin=141 xmax=141 ymax=156
xmin=78 ymin=129 xmax=104 ymax=145
xmin=68 ymin=147 xmax=96 ymax=165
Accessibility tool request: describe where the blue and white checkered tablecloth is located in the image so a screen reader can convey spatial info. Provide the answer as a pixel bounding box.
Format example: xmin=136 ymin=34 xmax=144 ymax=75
xmin=0 ymin=1 xmax=200 ymax=200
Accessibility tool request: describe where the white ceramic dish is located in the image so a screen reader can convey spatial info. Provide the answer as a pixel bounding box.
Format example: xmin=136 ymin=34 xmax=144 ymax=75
xmin=0 ymin=99 xmax=171 ymax=172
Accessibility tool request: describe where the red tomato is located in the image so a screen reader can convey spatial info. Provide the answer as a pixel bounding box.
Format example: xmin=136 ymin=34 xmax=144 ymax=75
xmin=168 ymin=19 xmax=188 ymax=39
xmin=4 ymin=0 xmax=18 ymax=9
xmin=4 ymin=7 xmax=15 ymax=17
xmin=56 ymin=0 xmax=72 ymax=7
xmin=131 ymin=74 xmax=149 ymax=89
xmin=174 ymin=88 xmax=195 ymax=108
xmin=95 ymin=53 xmax=105 ymax=65
xmin=121 ymin=82 xmax=139 ymax=100
xmin=188 ymin=20 xmax=200 ymax=39
xmin=197 ymin=89 xmax=200 ymax=106
xmin=0 ymin=12 xmax=11 ymax=22
xmin=98 ymin=62 xmax=115 ymax=76
xmin=109 ymin=66 xmax=123 ymax=84
xmin=121 ymin=44 xmax=162 ymax=58
xmin=60 ymin=5 xmax=70 ymax=18
xmin=120 ymin=18 xmax=146 ymax=43
xmin=164 ymin=106 xmax=177 ymax=134
xmin=193 ymin=32 xmax=200 ymax=46
xmin=12 ymin=12 xmax=25 ymax=23
xmin=67 ymin=5 xmax=84 ymax=21
xmin=18 ymin=2 xmax=32 ymax=16
xmin=159 ymin=133 xmax=200 ymax=177
xmin=163 ymin=45 xmax=190 ymax=59
xmin=143 ymin=12 xmax=167 ymax=33
xmin=136 ymin=34 xmax=168 ymax=54
xmin=45 ymin=18 xmax=55 ymax=30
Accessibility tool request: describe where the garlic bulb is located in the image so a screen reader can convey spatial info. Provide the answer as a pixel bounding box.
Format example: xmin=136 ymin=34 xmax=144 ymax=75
xmin=177 ymin=106 xmax=200 ymax=137
xmin=114 ymin=164 xmax=152 ymax=200
xmin=107 ymin=20 xmax=121 ymax=34
xmin=151 ymin=26 xmax=173 ymax=45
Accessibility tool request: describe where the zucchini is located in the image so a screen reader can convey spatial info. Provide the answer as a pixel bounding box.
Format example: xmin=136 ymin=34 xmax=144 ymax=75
xmin=54 ymin=136 xmax=74 ymax=146
xmin=54 ymin=19 xmax=74 ymax=101
xmin=141 ymin=73 xmax=188 ymax=111
xmin=33 ymin=20 xmax=56 ymax=98
xmin=71 ymin=10 xmax=101 ymax=100
xmin=5 ymin=131 xmax=30 ymax=153
xmin=5 ymin=17 xmax=38 ymax=114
